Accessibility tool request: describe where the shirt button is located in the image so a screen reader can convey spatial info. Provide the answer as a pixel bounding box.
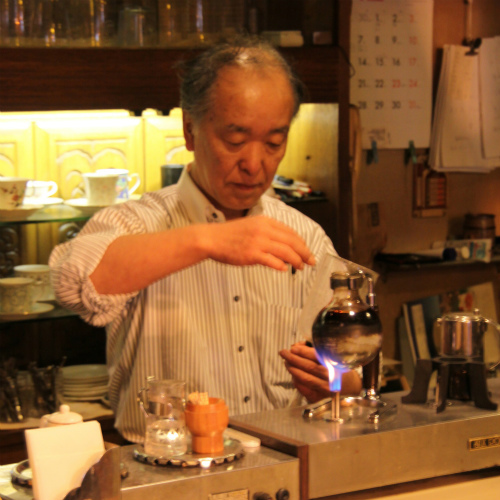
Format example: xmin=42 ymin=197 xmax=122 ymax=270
xmin=238 ymin=345 xmax=244 ymax=352
xmin=244 ymin=396 xmax=250 ymax=403
xmin=233 ymin=296 xmax=240 ymax=302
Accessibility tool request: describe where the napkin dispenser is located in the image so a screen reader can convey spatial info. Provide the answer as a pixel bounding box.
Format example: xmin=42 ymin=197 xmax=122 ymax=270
xmin=25 ymin=420 xmax=105 ymax=500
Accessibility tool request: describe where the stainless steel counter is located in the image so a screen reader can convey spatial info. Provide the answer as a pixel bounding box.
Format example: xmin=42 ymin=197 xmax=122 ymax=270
xmin=3 ymin=381 xmax=500 ymax=500
xmin=229 ymin=379 xmax=500 ymax=499
xmin=0 ymin=442 xmax=300 ymax=500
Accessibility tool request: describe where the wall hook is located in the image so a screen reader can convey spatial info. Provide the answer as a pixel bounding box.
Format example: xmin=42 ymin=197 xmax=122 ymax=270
xmin=366 ymin=140 xmax=378 ymax=165
xmin=405 ymin=140 xmax=417 ymax=165
xmin=465 ymin=37 xmax=482 ymax=55
xmin=463 ymin=0 xmax=481 ymax=55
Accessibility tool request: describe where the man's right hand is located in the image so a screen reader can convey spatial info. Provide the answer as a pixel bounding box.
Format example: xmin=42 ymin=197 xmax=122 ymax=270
xmin=201 ymin=215 xmax=316 ymax=272
xmin=91 ymin=215 xmax=315 ymax=295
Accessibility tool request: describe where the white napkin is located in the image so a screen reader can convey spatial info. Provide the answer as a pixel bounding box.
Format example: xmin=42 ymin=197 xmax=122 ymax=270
xmin=25 ymin=421 xmax=105 ymax=500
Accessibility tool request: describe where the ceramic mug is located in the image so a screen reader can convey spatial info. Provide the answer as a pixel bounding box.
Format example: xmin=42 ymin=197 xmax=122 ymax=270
xmin=96 ymin=168 xmax=140 ymax=199
xmin=0 ymin=177 xmax=29 ymax=209
xmin=0 ymin=277 xmax=34 ymax=314
xmin=83 ymin=172 xmax=120 ymax=206
xmin=14 ymin=264 xmax=53 ymax=302
xmin=25 ymin=180 xmax=58 ymax=199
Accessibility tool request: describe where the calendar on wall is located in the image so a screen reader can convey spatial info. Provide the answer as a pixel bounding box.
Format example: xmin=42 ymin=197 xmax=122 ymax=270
xmin=350 ymin=0 xmax=434 ymax=149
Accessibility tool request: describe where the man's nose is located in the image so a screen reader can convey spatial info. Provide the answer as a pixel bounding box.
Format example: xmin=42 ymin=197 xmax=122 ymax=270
xmin=239 ymin=142 xmax=266 ymax=174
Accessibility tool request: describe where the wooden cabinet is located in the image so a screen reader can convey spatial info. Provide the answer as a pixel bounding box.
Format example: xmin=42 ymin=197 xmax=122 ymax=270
xmin=0 ymin=0 xmax=354 ymax=256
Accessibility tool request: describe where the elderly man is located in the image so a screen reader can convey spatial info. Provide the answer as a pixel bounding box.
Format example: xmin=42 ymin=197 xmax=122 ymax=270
xmin=49 ymin=36 xmax=361 ymax=443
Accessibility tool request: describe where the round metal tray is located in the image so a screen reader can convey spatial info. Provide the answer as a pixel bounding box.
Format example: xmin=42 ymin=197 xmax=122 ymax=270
xmin=11 ymin=460 xmax=32 ymax=488
xmin=133 ymin=438 xmax=244 ymax=468
xmin=11 ymin=459 xmax=129 ymax=488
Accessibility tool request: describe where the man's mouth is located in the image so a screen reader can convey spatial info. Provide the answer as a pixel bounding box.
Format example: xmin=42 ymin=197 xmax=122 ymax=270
xmin=233 ymin=183 xmax=261 ymax=192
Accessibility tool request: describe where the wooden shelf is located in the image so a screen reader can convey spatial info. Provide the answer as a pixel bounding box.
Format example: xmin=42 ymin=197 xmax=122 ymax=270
xmin=0 ymin=46 xmax=340 ymax=112
xmin=0 ymin=302 xmax=78 ymax=325
xmin=374 ymin=254 xmax=500 ymax=274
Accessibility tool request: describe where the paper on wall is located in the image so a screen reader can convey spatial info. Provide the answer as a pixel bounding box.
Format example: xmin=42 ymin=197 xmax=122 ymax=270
xmin=430 ymin=43 xmax=500 ymax=172
xmin=479 ymin=36 xmax=500 ymax=159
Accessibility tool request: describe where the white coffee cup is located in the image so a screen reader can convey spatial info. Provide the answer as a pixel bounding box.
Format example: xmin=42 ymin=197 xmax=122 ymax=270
xmin=96 ymin=168 xmax=140 ymax=199
xmin=83 ymin=172 xmax=120 ymax=206
xmin=25 ymin=180 xmax=58 ymax=199
xmin=0 ymin=177 xmax=29 ymax=210
xmin=0 ymin=277 xmax=34 ymax=314
xmin=14 ymin=264 xmax=53 ymax=302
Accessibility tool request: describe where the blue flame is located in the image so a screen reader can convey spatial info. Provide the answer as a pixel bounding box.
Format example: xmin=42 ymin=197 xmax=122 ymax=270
xmin=322 ymin=357 xmax=347 ymax=392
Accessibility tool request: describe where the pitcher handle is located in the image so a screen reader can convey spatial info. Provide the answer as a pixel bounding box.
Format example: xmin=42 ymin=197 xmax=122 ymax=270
xmin=137 ymin=387 xmax=149 ymax=417
xmin=483 ymin=317 xmax=500 ymax=371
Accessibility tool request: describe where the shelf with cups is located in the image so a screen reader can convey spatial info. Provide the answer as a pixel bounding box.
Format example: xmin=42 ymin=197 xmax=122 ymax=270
xmin=373 ymin=251 xmax=500 ymax=275
xmin=0 ymin=300 xmax=79 ymax=324
xmin=0 ymin=203 xmax=91 ymax=226
xmin=0 ymin=260 xmax=75 ymax=324
xmin=0 ymin=0 xmax=353 ymax=260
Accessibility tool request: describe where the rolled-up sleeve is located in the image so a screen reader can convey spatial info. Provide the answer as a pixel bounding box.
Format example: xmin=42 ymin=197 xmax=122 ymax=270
xmin=49 ymin=201 xmax=162 ymax=327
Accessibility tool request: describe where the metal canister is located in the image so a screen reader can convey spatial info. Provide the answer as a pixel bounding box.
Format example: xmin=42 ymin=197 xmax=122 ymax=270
xmin=463 ymin=213 xmax=496 ymax=239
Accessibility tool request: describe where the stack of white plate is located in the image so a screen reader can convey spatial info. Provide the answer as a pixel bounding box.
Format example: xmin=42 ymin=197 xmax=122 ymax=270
xmin=62 ymin=364 xmax=109 ymax=402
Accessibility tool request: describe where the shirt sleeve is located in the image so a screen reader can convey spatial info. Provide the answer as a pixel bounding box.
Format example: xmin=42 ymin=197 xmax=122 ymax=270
xmin=49 ymin=199 xmax=166 ymax=327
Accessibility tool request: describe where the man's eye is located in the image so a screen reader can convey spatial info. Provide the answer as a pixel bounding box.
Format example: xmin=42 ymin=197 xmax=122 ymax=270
xmin=267 ymin=141 xmax=283 ymax=150
xmin=225 ymin=138 xmax=245 ymax=147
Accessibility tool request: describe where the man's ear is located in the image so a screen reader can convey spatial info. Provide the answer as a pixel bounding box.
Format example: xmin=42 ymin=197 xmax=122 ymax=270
xmin=183 ymin=112 xmax=195 ymax=152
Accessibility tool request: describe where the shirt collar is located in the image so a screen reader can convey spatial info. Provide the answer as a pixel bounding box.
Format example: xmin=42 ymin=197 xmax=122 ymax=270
xmin=177 ymin=164 xmax=265 ymax=224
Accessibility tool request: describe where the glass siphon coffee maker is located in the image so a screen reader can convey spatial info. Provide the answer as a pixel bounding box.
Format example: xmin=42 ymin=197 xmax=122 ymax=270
xmin=312 ymin=268 xmax=383 ymax=422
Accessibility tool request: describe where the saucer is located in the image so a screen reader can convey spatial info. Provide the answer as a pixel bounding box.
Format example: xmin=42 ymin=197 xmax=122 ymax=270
xmin=23 ymin=197 xmax=63 ymax=206
xmin=0 ymin=302 xmax=54 ymax=321
xmin=0 ymin=205 xmax=44 ymax=221
xmin=64 ymin=197 xmax=129 ymax=216
xmin=62 ymin=364 xmax=108 ymax=381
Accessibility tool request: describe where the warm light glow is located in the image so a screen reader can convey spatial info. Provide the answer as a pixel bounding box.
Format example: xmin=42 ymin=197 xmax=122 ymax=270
xmin=167 ymin=428 xmax=179 ymax=441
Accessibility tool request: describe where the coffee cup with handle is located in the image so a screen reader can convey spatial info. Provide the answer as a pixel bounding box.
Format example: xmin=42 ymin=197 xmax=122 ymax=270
xmin=25 ymin=180 xmax=59 ymax=200
xmin=0 ymin=277 xmax=34 ymax=314
xmin=0 ymin=177 xmax=29 ymax=209
xmin=83 ymin=172 xmax=120 ymax=206
xmin=96 ymin=168 xmax=140 ymax=199
xmin=14 ymin=264 xmax=53 ymax=302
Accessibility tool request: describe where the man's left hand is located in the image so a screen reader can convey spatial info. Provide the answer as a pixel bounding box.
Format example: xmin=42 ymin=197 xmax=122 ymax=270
xmin=279 ymin=341 xmax=362 ymax=403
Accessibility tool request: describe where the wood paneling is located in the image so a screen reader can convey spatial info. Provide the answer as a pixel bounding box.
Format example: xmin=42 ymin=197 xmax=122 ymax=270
xmin=0 ymin=46 xmax=340 ymax=112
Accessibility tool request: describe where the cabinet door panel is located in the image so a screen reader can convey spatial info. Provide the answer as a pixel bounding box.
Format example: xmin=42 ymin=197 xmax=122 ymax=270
xmin=0 ymin=121 xmax=35 ymax=179
xmin=32 ymin=116 xmax=144 ymax=262
xmin=34 ymin=117 xmax=144 ymax=200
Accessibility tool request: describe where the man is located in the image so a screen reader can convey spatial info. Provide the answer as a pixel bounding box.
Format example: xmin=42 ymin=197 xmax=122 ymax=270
xmin=50 ymin=36 xmax=361 ymax=443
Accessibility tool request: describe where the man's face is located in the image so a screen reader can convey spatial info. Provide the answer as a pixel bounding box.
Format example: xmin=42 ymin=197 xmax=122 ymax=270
xmin=184 ymin=65 xmax=295 ymax=219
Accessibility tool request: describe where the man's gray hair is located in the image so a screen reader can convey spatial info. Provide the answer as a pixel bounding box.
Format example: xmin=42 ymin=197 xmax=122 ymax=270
xmin=176 ymin=36 xmax=306 ymax=123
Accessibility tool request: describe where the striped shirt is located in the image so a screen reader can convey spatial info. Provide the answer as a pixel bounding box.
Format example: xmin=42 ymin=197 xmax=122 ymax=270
xmin=49 ymin=169 xmax=340 ymax=443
